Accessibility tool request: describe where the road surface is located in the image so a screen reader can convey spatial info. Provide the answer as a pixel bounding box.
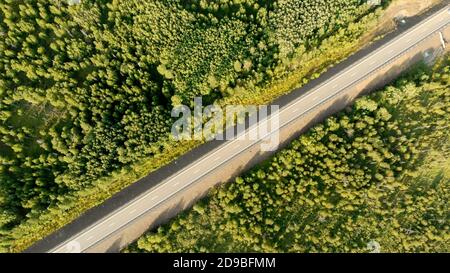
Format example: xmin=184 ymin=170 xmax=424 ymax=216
xmin=32 ymin=5 xmax=450 ymax=253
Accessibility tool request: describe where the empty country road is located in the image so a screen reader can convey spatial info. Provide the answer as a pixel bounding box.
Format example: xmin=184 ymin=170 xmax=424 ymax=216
xmin=27 ymin=5 xmax=450 ymax=253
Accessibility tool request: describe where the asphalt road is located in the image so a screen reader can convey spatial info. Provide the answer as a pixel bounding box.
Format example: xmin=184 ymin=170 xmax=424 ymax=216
xmin=34 ymin=5 xmax=450 ymax=253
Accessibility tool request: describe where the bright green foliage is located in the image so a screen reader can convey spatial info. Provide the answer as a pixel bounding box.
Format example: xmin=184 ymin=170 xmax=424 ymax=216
xmin=129 ymin=58 xmax=450 ymax=253
xmin=270 ymin=0 xmax=370 ymax=59
xmin=0 ymin=0 xmax=385 ymax=251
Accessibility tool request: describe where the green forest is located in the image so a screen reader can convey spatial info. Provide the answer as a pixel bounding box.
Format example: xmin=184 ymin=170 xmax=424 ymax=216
xmin=128 ymin=57 xmax=450 ymax=253
xmin=0 ymin=0 xmax=390 ymax=251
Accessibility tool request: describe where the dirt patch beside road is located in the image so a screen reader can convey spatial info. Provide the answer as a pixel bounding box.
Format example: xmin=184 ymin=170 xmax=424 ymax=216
xmin=386 ymin=0 xmax=443 ymax=19
xmin=378 ymin=0 xmax=443 ymax=33
xmin=359 ymin=0 xmax=444 ymax=45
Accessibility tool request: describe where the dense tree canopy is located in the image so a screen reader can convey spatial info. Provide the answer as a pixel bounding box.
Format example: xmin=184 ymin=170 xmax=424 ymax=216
xmin=129 ymin=58 xmax=450 ymax=253
xmin=0 ymin=0 xmax=385 ymax=251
